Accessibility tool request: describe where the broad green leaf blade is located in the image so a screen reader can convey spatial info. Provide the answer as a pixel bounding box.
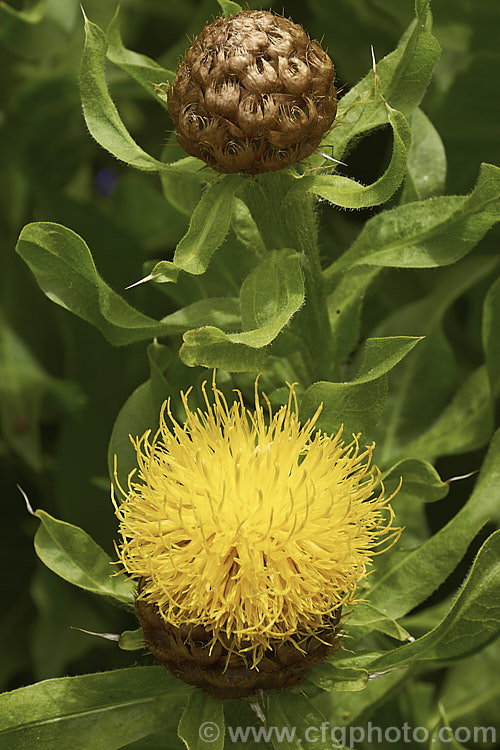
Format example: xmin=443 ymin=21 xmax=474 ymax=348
xmin=0 ymin=667 xmax=191 ymax=750
xmin=31 ymin=568 xmax=110 ymax=680
xmin=309 ymin=107 xmax=411 ymax=209
xmin=106 ymin=9 xmax=175 ymax=106
xmin=238 ymin=248 xmax=305 ymax=345
xmin=370 ymin=530 xmax=500 ymax=671
xmin=307 ymin=652 xmax=381 ymax=693
xmin=315 ymin=0 xmax=439 ymax=165
xmin=80 ymin=16 xmax=169 ymax=171
xmin=15 ymin=223 xmax=164 ymax=345
xmin=368 ymin=429 xmax=500 ymax=619
xmin=17 ymin=223 xmax=237 ymax=346
xmin=217 ymin=0 xmax=242 ymax=17
xmin=0 ymin=316 xmax=80 ymax=470
xmin=180 ymin=327 xmax=265 ymax=372
xmin=159 ymin=298 xmax=241 ymax=335
xmin=266 ymin=692 xmax=333 ymax=750
xmin=400 ymin=108 xmax=447 ymax=203
xmin=372 ymin=257 xmax=498 ymax=463
xmin=318 ymin=672 xmax=411 ymax=730
xmin=483 ymin=274 xmax=500 ymax=398
xmin=382 ymin=459 xmax=448 ymax=548
xmin=34 ymin=510 xmax=135 ymax=605
xmin=180 ymin=249 xmax=305 ymax=371
xmin=300 ymin=377 xmax=388 ymax=442
xmin=300 ymin=336 xmax=421 ymax=439
xmin=325 ymin=163 xmax=500 ymax=281
xmin=397 ymin=366 xmax=493 ymax=463
xmin=345 ymin=602 xmax=413 ymax=643
xmin=231 ymin=198 xmax=266 ymax=257
xmin=80 ymin=15 xmax=201 ymax=177
xmin=0 ymin=0 xmax=69 ymax=60
xmin=437 ymin=638 xmax=500 ymax=732
xmin=178 ymin=691 xmax=224 ymax=750
xmin=108 ymin=341 xmax=171 ymax=491
xmin=351 ymin=336 xmax=423 ymax=383
xmin=327 ymin=265 xmax=381 ymax=363
xmin=173 ymin=175 xmax=245 ymax=275
xmin=382 ymin=458 xmax=448 ymax=503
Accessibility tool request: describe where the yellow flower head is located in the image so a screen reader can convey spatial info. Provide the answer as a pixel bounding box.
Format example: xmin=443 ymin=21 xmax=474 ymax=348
xmin=115 ymin=377 xmax=399 ymax=667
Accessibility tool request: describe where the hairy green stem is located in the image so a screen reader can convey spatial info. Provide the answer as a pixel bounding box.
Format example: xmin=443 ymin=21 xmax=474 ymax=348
xmin=242 ymin=171 xmax=335 ymax=382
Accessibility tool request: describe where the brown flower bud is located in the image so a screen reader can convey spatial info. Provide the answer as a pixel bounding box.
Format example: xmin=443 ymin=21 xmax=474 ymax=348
xmin=167 ymin=10 xmax=337 ymax=174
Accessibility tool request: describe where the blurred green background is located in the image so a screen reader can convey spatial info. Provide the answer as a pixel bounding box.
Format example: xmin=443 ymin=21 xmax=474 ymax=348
xmin=1 ymin=0 xmax=499 ymax=732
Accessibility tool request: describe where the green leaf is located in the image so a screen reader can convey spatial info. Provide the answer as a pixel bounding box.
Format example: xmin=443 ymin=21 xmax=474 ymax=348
xmin=0 ymin=315 xmax=81 ymax=470
xmin=382 ymin=458 xmax=449 ymax=503
xmin=398 ymin=366 xmax=493 ymax=462
xmin=0 ymin=667 xmax=190 ymax=750
xmin=372 ymin=257 xmax=497 ymax=462
xmin=325 ymin=163 xmax=500 ymax=281
xmin=173 ymin=175 xmax=245 ymax=275
xmin=178 ymin=690 xmax=224 ymax=750
xmin=307 ymin=652 xmax=380 ymax=693
xmin=367 ymin=428 xmax=500 ymax=619
xmin=345 ymin=602 xmax=413 ymax=643
xmin=327 ymin=266 xmax=381 ymax=362
xmin=370 ymin=530 xmax=500 ymax=671
xmin=430 ymin=706 xmax=469 ymax=750
xmin=180 ymin=249 xmax=305 ymax=371
xmin=80 ymin=16 xmax=168 ymax=171
xmin=108 ymin=341 xmax=171 ymax=490
xmin=16 ymin=223 xmax=240 ymax=346
xmin=238 ymin=248 xmax=305 ymax=344
xmin=231 ymin=198 xmax=266 ymax=258
xmin=217 ymin=0 xmax=242 ymax=17
xmin=160 ymin=151 xmax=212 ymax=216
xmin=34 ymin=509 xmax=135 ymax=605
xmin=316 ymin=1 xmax=439 ymax=164
xmin=80 ymin=16 xmax=203 ymax=176
xmin=165 ymin=298 xmax=242 ymax=334
xmin=0 ymin=0 xmax=69 ymax=60
xmin=180 ymin=327 xmax=266 ymax=372
xmin=400 ymin=108 xmax=447 ymax=203
xmin=381 ymin=459 xmax=448 ymax=548
xmin=119 ymin=629 xmax=144 ymax=652
xmin=300 ymin=336 xmax=421 ymax=440
xmin=308 ymin=107 xmax=412 ymax=209
xmin=313 ymin=668 xmax=410 ymax=728
xmin=31 ymin=567 xmax=110 ymax=680
xmin=483 ymin=274 xmax=500 ymax=398
xmin=16 ymin=223 xmax=164 ymax=345
xmin=350 ymin=336 xmax=423 ymax=384
xmin=267 ymin=692 xmax=331 ymax=750
xmin=436 ymin=638 xmax=500 ymax=732
xmin=106 ymin=8 xmax=175 ymax=106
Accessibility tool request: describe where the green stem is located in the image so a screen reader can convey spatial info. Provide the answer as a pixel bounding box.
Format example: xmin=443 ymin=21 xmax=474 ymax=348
xmin=242 ymin=171 xmax=336 ymax=382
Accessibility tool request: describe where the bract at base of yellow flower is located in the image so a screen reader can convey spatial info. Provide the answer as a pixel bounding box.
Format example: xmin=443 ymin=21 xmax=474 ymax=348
xmin=115 ymin=377 xmax=400 ymax=680
xmin=135 ymin=579 xmax=342 ymax=699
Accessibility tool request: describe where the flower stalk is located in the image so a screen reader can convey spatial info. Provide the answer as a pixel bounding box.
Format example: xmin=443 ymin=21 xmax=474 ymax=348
xmin=241 ymin=171 xmax=336 ymax=382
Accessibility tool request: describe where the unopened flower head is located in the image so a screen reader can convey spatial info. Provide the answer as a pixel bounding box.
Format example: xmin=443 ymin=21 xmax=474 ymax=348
xmin=115 ymin=377 xmax=400 ymax=681
xmin=167 ymin=10 xmax=337 ymax=174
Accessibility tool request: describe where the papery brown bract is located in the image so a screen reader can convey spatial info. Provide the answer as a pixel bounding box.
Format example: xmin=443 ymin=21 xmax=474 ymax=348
xmin=136 ymin=581 xmax=342 ymax=699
